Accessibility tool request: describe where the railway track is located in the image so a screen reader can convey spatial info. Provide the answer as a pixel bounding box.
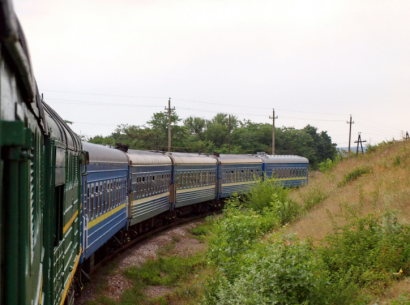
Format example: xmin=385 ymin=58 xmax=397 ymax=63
xmin=82 ymin=210 xmax=219 ymax=279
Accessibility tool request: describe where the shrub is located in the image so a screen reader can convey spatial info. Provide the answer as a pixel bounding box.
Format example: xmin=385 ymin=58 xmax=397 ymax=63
xmin=318 ymin=158 xmax=338 ymax=173
xmin=318 ymin=211 xmax=410 ymax=294
xmin=338 ymin=166 xmax=373 ymax=187
xmin=242 ymin=178 xmax=292 ymax=212
xmin=207 ymin=205 xmax=279 ymax=277
xmin=204 ymin=234 xmax=328 ymax=305
xmin=393 ymin=155 xmax=401 ymax=166
xmin=299 ymin=183 xmax=329 ymax=211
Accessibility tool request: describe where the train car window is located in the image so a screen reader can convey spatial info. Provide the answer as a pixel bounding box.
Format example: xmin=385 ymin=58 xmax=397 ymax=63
xmin=87 ymin=185 xmax=90 ymax=218
xmin=139 ymin=176 xmax=142 ymax=198
xmin=187 ymin=172 xmax=190 ymax=188
xmin=150 ymin=175 xmax=153 ymax=195
xmin=115 ymin=180 xmax=118 ymax=207
xmin=160 ymin=174 xmax=163 ymax=192
xmin=114 ymin=180 xmax=117 ymax=207
xmin=142 ymin=176 xmax=145 ymax=197
xmin=117 ymin=180 xmax=120 ymax=206
xmin=108 ymin=181 xmax=111 ymax=210
xmin=138 ymin=176 xmax=142 ymax=198
xmin=111 ymin=181 xmax=114 ymax=208
xmin=103 ymin=181 xmax=107 ymax=211
xmin=141 ymin=176 xmax=145 ymax=197
xmin=97 ymin=183 xmax=101 ymax=215
xmin=99 ymin=182 xmax=102 ymax=214
xmin=146 ymin=176 xmax=149 ymax=196
xmin=135 ymin=176 xmax=141 ymax=198
xmin=91 ymin=184 xmax=94 ymax=219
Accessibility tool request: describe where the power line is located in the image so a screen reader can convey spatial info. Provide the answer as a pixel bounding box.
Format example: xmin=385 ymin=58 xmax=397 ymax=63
xmin=46 ymin=99 xmax=345 ymax=122
xmin=43 ymin=90 xmax=347 ymax=116
xmin=354 ymin=115 xmax=402 ymax=132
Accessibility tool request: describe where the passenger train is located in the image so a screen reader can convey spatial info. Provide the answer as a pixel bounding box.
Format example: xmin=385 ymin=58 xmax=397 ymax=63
xmin=0 ymin=2 xmax=308 ymax=304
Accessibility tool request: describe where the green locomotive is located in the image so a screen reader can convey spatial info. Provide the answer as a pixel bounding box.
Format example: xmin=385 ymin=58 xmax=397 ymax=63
xmin=0 ymin=2 xmax=84 ymax=304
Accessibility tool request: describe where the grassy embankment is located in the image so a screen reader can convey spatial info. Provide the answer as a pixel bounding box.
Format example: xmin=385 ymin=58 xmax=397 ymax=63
xmin=88 ymin=139 xmax=410 ymax=304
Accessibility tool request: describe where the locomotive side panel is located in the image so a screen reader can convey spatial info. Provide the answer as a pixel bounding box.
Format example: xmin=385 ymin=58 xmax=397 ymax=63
xmin=0 ymin=9 xmax=46 ymax=305
xmin=42 ymin=104 xmax=82 ymax=305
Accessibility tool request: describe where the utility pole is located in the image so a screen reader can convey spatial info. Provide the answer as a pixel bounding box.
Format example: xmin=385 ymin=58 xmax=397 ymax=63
xmin=165 ymin=98 xmax=175 ymax=152
xmin=347 ymin=115 xmax=354 ymax=158
xmin=228 ymin=115 xmax=231 ymax=154
xmin=269 ymin=109 xmax=278 ymax=155
xmin=354 ymin=132 xmax=367 ymax=156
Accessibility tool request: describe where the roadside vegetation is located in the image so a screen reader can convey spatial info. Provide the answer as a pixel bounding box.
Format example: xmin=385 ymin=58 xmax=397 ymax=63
xmin=201 ymin=139 xmax=410 ymax=304
xmin=85 ymin=139 xmax=410 ymax=304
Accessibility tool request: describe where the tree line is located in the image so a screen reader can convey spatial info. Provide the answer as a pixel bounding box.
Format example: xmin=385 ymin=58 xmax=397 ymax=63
xmin=87 ymin=110 xmax=337 ymax=167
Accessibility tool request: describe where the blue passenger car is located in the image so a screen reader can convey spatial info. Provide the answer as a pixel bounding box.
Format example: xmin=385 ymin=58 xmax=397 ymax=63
xmin=213 ymin=154 xmax=263 ymax=199
xmin=169 ymin=153 xmax=218 ymax=208
xmin=126 ymin=150 xmax=172 ymax=226
xmin=80 ymin=142 xmax=129 ymax=263
xmin=255 ymin=153 xmax=309 ymax=187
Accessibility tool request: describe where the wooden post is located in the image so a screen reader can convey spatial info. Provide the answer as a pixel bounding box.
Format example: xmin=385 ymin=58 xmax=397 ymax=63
xmin=269 ymin=109 xmax=278 ymax=155
xmin=228 ymin=115 xmax=231 ymax=154
xmin=347 ymin=115 xmax=354 ymax=158
xmin=168 ymin=98 xmax=171 ymax=152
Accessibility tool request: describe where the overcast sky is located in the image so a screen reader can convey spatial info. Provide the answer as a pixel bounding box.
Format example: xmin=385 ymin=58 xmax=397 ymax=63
xmin=14 ymin=0 xmax=410 ymax=147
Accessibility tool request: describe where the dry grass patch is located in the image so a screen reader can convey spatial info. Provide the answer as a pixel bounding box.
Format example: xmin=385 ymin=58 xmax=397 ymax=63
xmin=288 ymin=140 xmax=410 ymax=241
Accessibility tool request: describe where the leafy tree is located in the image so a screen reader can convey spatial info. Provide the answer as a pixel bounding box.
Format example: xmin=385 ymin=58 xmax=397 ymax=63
xmin=231 ymin=122 xmax=272 ymax=153
xmin=203 ymin=113 xmax=238 ymax=148
xmin=87 ymin=109 xmax=337 ymax=167
xmin=184 ymin=116 xmax=206 ymax=141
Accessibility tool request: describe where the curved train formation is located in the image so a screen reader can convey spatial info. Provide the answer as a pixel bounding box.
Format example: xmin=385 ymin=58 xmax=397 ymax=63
xmin=0 ymin=2 xmax=309 ymax=305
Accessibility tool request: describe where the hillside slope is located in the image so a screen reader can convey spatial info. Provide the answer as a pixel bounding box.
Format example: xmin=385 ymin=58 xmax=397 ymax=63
xmin=288 ymin=139 xmax=410 ymax=302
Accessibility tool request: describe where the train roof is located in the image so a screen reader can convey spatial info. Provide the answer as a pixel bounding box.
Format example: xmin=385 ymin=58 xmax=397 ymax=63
xmin=82 ymin=142 xmax=128 ymax=164
xmin=43 ymin=103 xmax=81 ymax=151
xmin=254 ymin=152 xmax=309 ymax=164
xmin=166 ymin=152 xmax=217 ymax=165
xmin=213 ymin=154 xmax=262 ymax=165
xmin=126 ymin=149 xmax=172 ymax=166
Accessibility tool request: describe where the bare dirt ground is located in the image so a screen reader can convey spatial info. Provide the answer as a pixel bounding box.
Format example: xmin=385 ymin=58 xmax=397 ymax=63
xmin=75 ymin=221 xmax=206 ymax=304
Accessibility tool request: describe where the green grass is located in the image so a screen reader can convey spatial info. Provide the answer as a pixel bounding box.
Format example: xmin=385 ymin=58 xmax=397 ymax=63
xmin=189 ymin=226 xmax=208 ymax=236
xmin=124 ymin=254 xmax=205 ymax=287
xmin=298 ymin=182 xmax=329 ymax=210
xmin=338 ymin=165 xmax=373 ymax=187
